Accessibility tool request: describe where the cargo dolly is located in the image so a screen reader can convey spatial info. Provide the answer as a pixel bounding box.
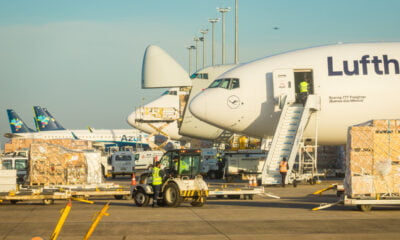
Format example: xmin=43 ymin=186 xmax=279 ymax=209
xmin=207 ymin=182 xmax=280 ymax=200
xmin=312 ymin=184 xmax=400 ymax=212
xmin=0 ymin=184 xmax=131 ymax=205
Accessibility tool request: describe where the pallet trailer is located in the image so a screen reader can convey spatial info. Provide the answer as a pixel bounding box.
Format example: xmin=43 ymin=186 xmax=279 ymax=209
xmin=0 ymin=184 xmax=131 ymax=205
xmin=312 ymin=184 xmax=400 ymax=212
xmin=207 ymin=184 xmax=280 ymax=200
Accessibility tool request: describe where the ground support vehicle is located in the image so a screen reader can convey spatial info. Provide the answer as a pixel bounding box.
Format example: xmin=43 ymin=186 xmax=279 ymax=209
xmin=199 ymin=148 xmax=220 ymax=179
xmin=223 ymin=150 xmax=267 ymax=182
xmin=133 ymin=151 xmax=164 ymax=170
xmin=1 ymin=151 xmax=29 ymax=184
xmin=110 ymin=151 xmax=136 ymax=179
xmin=132 ymin=149 xmax=209 ymax=207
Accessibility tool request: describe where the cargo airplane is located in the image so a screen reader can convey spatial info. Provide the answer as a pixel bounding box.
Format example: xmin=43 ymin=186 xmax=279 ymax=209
xmin=127 ymin=45 xmax=237 ymax=141
xmin=189 ymin=42 xmax=400 ymax=145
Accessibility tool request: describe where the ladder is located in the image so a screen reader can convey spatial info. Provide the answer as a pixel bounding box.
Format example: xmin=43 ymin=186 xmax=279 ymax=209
xmin=261 ymin=96 xmax=318 ymax=185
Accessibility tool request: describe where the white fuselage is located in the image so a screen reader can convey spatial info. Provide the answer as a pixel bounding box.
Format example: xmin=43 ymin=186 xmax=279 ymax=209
xmin=190 ymin=42 xmax=400 ymax=145
xmin=179 ymin=64 xmax=238 ymax=140
xmin=12 ymin=129 xmax=149 ymax=144
xmin=127 ymin=88 xmax=186 ymax=141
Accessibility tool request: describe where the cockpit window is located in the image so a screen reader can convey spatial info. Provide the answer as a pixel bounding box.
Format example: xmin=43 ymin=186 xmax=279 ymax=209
xmin=208 ymin=78 xmax=240 ymax=90
xmin=220 ymin=79 xmax=231 ymax=89
xmin=190 ymin=73 xmax=209 ymax=79
xmin=209 ymin=79 xmax=222 ymax=88
xmin=161 ymin=90 xmax=177 ymax=96
xmin=231 ymin=79 xmax=240 ymax=89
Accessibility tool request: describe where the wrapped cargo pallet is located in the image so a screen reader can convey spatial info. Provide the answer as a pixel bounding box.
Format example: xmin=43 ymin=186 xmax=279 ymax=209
xmin=4 ymin=138 xmax=93 ymax=153
xmin=84 ymin=151 xmax=103 ymax=184
xmin=345 ymin=120 xmax=400 ymax=198
xmin=0 ymin=170 xmax=17 ymax=192
xmin=29 ymin=143 xmax=103 ymax=186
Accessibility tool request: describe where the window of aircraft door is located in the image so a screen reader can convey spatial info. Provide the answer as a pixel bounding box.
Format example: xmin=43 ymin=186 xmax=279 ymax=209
xmin=272 ymin=69 xmax=296 ymax=103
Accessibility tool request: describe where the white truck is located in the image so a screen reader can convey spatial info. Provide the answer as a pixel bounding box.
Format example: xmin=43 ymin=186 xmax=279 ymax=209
xmin=133 ymin=151 xmax=164 ymax=170
xmin=111 ymin=151 xmax=136 ymax=178
xmin=200 ymin=148 xmax=220 ymax=179
xmin=222 ymin=150 xmax=267 ymax=182
xmin=1 ymin=149 xmax=29 ymax=184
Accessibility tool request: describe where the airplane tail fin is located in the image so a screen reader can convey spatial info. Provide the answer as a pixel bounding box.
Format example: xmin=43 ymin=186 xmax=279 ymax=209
xmin=6 ymin=109 xmax=36 ymax=133
xmin=43 ymin=107 xmax=66 ymax=130
xmin=33 ymin=106 xmax=66 ymax=131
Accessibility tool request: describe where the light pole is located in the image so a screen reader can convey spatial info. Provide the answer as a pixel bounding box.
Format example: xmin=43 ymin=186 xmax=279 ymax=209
xmin=208 ymin=18 xmax=219 ymax=66
xmin=200 ymin=29 xmax=208 ymax=68
xmin=234 ymin=0 xmax=239 ymax=64
xmin=193 ymin=37 xmax=200 ymax=71
xmin=217 ymin=7 xmax=231 ymax=64
xmin=186 ymin=45 xmax=196 ymax=75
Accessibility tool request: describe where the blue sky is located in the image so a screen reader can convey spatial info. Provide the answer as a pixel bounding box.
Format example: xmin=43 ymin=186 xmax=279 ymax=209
xmin=1 ymin=0 xmax=400 ymax=147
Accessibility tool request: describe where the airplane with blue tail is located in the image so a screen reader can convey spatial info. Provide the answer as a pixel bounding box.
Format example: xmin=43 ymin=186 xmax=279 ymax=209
xmin=4 ymin=107 xmax=153 ymax=150
xmin=5 ymin=109 xmax=36 ymax=136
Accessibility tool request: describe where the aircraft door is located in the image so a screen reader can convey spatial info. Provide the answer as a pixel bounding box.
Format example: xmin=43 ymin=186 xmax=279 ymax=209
xmin=272 ymin=69 xmax=296 ymax=104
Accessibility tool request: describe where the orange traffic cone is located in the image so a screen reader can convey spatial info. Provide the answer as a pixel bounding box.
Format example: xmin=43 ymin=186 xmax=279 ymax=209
xmin=253 ymin=175 xmax=258 ymax=187
xmin=248 ymin=176 xmax=253 ymax=187
xmin=131 ymin=173 xmax=137 ymax=186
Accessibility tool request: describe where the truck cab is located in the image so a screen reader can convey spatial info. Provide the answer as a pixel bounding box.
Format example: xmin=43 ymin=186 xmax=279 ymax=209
xmin=1 ymin=149 xmax=29 ymax=184
xmin=110 ymin=151 xmax=136 ymax=178
xmin=159 ymin=149 xmax=202 ymax=178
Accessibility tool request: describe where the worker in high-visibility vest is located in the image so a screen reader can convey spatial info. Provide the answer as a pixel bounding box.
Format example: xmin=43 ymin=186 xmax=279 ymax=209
xmin=172 ymin=157 xmax=189 ymax=175
xmin=179 ymin=160 xmax=189 ymax=174
xmin=299 ymin=78 xmax=309 ymax=106
xmin=152 ymin=161 xmax=163 ymax=207
xmin=279 ymin=157 xmax=289 ymax=187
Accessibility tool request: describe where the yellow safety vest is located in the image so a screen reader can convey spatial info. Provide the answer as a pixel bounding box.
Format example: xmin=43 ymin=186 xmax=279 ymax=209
xmin=299 ymin=81 xmax=309 ymax=93
xmin=180 ymin=161 xmax=188 ymax=171
xmin=152 ymin=167 xmax=162 ymax=185
xmin=279 ymin=161 xmax=288 ymax=173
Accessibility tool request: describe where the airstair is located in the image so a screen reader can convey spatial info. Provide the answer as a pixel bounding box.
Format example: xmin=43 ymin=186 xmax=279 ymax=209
xmin=261 ymin=95 xmax=320 ymax=185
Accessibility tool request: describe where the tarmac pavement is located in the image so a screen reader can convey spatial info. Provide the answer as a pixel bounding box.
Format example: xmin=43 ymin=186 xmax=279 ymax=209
xmin=1 ymin=179 xmax=400 ymax=240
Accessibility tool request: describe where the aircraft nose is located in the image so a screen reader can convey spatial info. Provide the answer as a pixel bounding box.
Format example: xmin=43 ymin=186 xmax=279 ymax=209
xmin=126 ymin=110 xmax=138 ymax=127
xmin=189 ymin=93 xmax=208 ymax=121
